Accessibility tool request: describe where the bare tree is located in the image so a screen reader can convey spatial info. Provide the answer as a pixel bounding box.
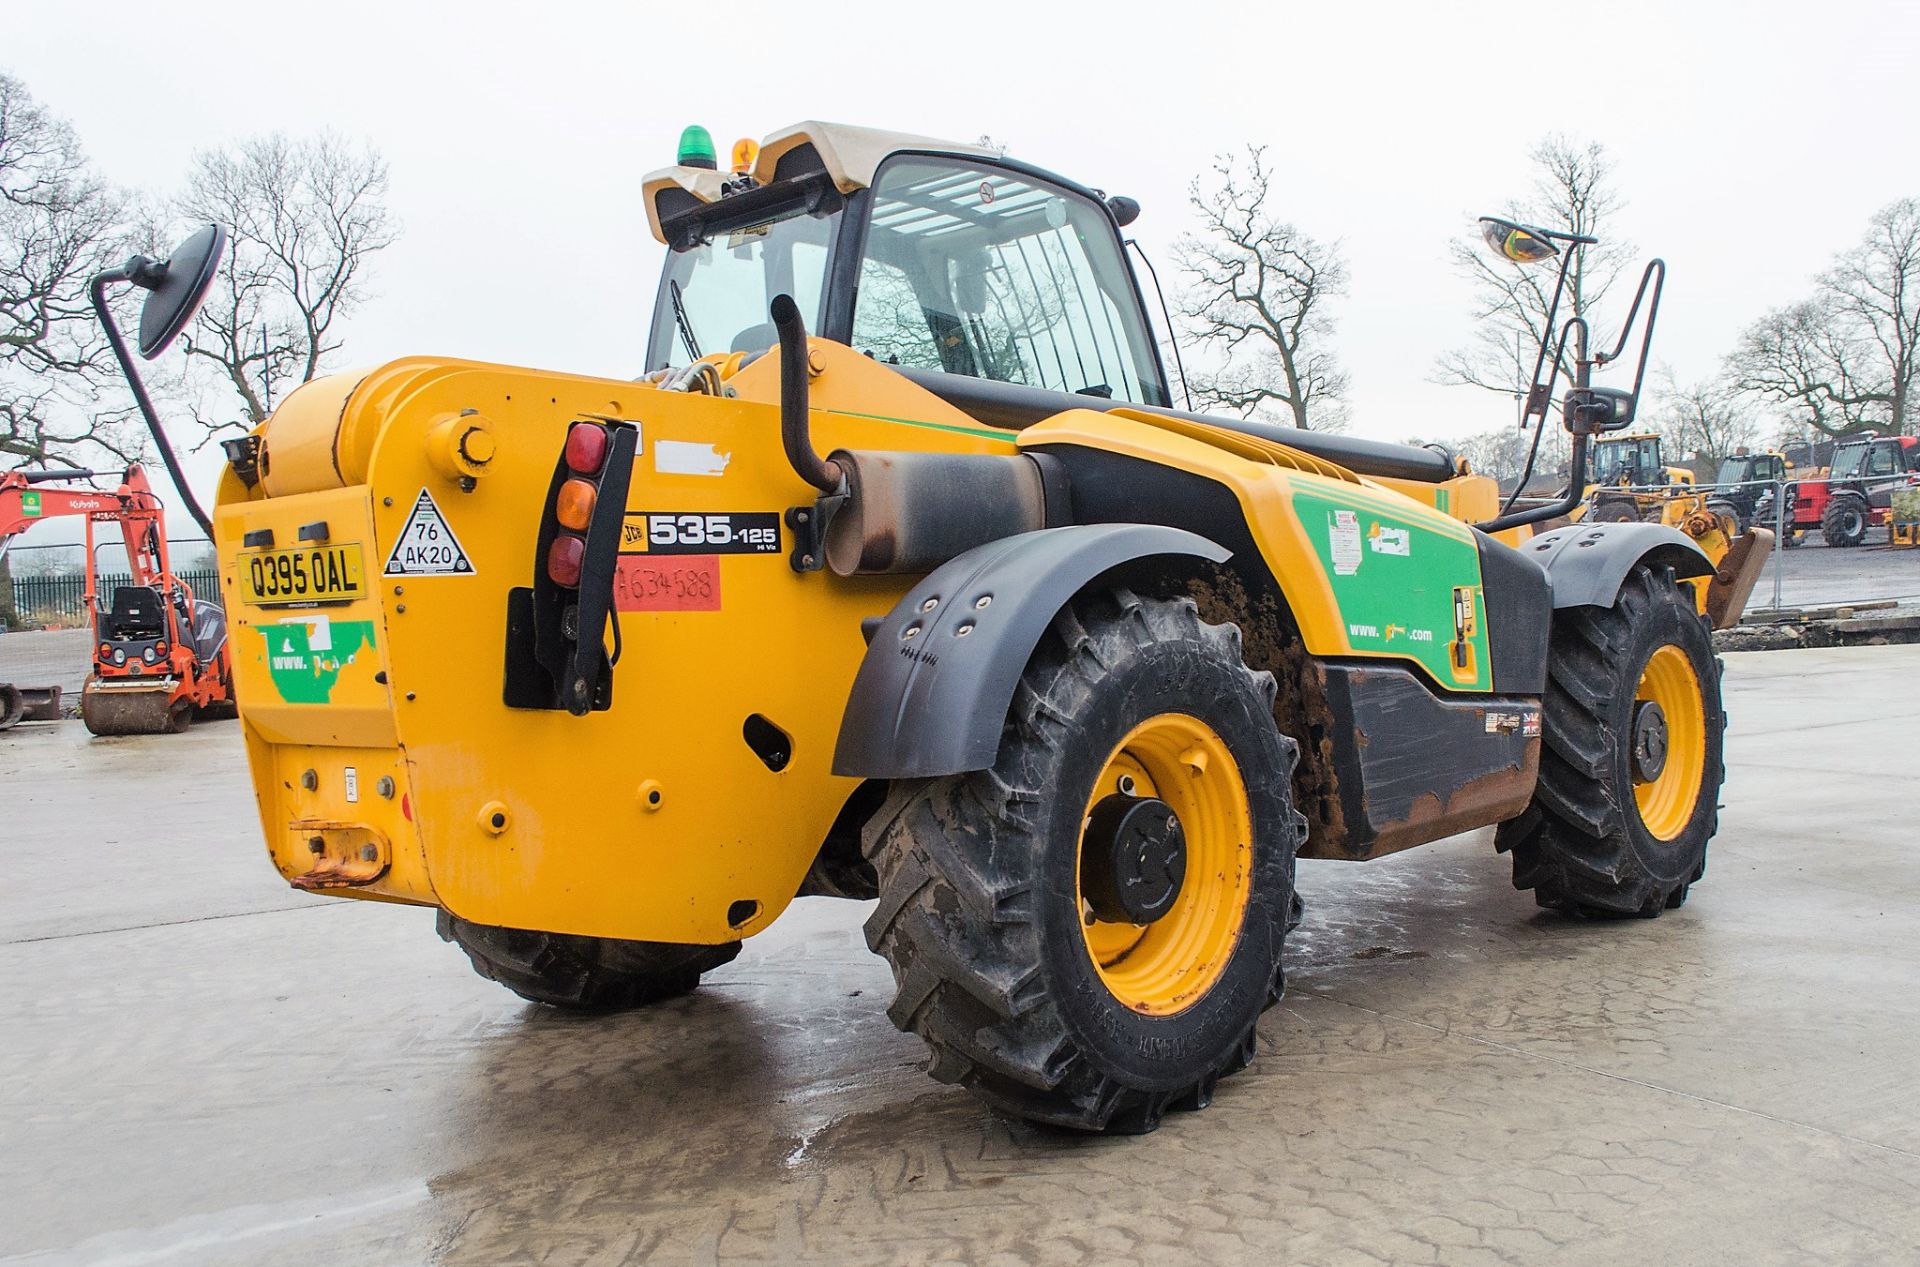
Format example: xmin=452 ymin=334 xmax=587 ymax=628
xmin=0 ymin=73 xmax=138 ymax=466
xmin=172 ymin=133 xmax=396 ymax=439
xmin=1175 ymin=147 xmax=1348 ymax=431
xmin=1436 ymin=136 xmax=1633 ymax=402
xmin=1406 ymin=426 xmax=1552 ymax=492
xmin=1728 ymin=198 xmax=1920 ymax=436
xmin=1649 ymin=366 xmax=1759 ymax=465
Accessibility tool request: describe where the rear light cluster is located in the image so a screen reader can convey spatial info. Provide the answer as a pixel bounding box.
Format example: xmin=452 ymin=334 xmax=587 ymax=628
xmin=546 ymin=422 xmax=610 ymax=588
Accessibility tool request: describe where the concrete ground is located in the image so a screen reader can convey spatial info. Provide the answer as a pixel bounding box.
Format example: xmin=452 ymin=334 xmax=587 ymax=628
xmin=1751 ymin=535 xmax=1920 ymax=613
xmin=3 ymin=646 xmax=1918 ymax=1266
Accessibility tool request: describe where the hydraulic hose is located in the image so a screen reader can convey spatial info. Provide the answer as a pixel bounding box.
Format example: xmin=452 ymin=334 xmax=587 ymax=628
xmin=769 ymin=294 xmax=843 ymax=494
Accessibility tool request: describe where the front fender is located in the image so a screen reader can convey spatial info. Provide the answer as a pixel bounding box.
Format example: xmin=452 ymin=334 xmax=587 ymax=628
xmin=831 ymin=524 xmax=1229 ymax=780
xmin=1522 ymin=521 xmax=1714 ymax=609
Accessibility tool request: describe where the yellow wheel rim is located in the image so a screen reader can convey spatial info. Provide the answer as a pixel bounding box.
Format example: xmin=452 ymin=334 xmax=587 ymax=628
xmin=1077 ymin=713 xmax=1253 ymax=1016
xmin=1632 ymin=645 xmax=1706 ymax=840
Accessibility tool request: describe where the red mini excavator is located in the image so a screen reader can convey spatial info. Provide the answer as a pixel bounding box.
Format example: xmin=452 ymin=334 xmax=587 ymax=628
xmin=1 ymin=464 xmax=233 ymax=734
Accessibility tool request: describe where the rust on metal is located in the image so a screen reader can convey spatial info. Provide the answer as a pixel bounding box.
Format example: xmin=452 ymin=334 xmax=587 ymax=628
xmin=287 ymin=820 xmax=392 ymax=889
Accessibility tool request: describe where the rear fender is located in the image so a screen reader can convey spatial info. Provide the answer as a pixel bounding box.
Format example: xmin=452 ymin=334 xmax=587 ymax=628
xmin=831 ymin=524 xmax=1229 ymax=779
xmin=1521 ymin=521 xmax=1714 ymax=609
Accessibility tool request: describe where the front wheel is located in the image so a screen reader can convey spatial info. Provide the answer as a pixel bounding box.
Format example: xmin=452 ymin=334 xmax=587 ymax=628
xmin=1706 ymin=500 xmax=1747 ymax=537
xmin=864 ymin=589 xmax=1305 ymax=1133
xmin=1822 ymin=495 xmax=1868 ymax=547
xmin=1497 ymin=564 xmax=1725 ymax=916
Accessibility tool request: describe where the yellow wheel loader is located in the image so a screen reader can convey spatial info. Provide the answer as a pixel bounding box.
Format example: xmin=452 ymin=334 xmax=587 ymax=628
xmin=1578 ymin=431 xmax=1706 ymax=525
xmin=100 ymin=125 xmax=1771 ymax=1133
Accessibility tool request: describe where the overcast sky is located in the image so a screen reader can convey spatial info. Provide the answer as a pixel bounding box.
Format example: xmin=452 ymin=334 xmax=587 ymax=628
xmin=10 ymin=0 xmax=1919 ymax=538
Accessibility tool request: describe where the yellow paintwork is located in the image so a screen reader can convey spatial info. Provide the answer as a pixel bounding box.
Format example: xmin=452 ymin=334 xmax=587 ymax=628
xmin=1632 ymin=644 xmax=1706 ymax=840
xmin=1016 ymin=408 xmax=1488 ymax=675
xmin=218 ymin=345 xmax=1021 ymax=944
xmin=1078 ymin=713 xmax=1252 ymax=1015
xmin=218 ymin=339 xmax=1515 ymax=944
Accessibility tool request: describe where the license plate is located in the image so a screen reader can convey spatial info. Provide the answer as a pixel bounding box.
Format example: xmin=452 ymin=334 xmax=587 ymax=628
xmin=240 ymin=544 xmax=367 ymax=608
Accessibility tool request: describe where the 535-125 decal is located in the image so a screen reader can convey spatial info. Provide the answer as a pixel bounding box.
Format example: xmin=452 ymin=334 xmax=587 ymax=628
xmin=621 ymin=511 xmax=780 ymax=555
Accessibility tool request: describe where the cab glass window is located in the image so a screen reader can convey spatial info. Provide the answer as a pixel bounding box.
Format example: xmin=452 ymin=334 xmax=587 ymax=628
xmin=852 ymin=158 xmax=1164 ymax=405
xmin=647 ymin=205 xmax=837 ymax=369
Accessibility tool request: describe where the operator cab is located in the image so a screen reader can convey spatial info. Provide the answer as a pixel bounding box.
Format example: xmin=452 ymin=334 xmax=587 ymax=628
xmin=644 ymin=124 xmax=1168 ymax=409
xmin=1591 ymin=435 xmax=1664 ymax=487
xmin=640 ymin=122 xmax=1457 ymax=486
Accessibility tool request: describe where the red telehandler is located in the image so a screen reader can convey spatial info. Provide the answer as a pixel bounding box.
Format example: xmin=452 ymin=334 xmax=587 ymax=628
xmin=0 ymin=464 xmax=234 ymax=734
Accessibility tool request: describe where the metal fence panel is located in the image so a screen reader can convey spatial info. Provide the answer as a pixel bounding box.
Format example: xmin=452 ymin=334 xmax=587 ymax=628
xmin=10 ymin=570 xmax=224 ymax=628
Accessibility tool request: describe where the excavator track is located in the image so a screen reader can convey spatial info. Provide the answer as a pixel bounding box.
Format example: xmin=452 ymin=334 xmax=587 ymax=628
xmin=80 ymin=681 xmax=189 ymax=735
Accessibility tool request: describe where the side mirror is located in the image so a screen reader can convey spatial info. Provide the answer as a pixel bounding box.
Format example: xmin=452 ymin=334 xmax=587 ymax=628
xmin=1478 ymin=216 xmax=1559 ymax=265
xmin=129 ymin=224 xmax=229 ymax=359
xmin=1564 ymin=386 xmax=1637 ymax=435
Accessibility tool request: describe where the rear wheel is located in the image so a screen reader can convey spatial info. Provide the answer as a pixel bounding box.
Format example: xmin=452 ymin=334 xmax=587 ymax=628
xmin=864 ymin=589 xmax=1305 ymax=1133
xmin=1497 ymin=564 xmax=1724 ymax=916
xmin=1821 ymin=495 xmax=1868 ymax=547
xmin=1592 ymin=498 xmax=1641 ymax=524
xmin=437 ymin=912 xmax=740 ymax=1011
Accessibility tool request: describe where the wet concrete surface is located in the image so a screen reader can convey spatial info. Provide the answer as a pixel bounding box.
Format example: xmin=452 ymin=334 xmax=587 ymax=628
xmin=2 ymin=645 xmax=1918 ymax=1266
xmin=1752 ymin=535 xmax=1920 ymax=612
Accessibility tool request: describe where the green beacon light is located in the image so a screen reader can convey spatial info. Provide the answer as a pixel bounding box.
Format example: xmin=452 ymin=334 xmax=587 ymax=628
xmin=677 ymin=125 xmax=718 ymax=170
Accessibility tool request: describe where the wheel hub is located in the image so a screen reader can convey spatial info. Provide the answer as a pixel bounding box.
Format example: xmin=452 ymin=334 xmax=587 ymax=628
xmin=1081 ymin=794 xmax=1187 ymax=924
xmin=1631 ymin=699 xmax=1669 ymax=782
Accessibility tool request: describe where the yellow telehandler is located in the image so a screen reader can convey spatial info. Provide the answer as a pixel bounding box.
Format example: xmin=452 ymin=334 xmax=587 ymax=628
xmin=99 ymin=124 xmax=1771 ymax=1133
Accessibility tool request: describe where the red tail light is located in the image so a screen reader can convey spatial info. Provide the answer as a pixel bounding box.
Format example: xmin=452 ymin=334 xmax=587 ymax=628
xmin=546 ymin=534 xmax=585 ymax=587
xmin=555 ymin=478 xmax=597 ymax=531
xmin=565 ymin=422 xmax=608 ymax=475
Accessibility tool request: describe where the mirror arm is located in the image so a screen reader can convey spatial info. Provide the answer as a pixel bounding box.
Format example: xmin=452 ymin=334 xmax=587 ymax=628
xmin=1517 ymin=249 xmax=1575 ymax=425
xmin=1476 ymin=430 xmax=1592 ymax=535
xmin=89 ymin=268 xmax=214 ymax=538
xmin=1594 ymin=259 xmax=1666 ymax=423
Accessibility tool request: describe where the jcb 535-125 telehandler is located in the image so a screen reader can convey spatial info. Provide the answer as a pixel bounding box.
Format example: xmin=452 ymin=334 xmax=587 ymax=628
xmin=101 ymin=124 xmax=1771 ymax=1133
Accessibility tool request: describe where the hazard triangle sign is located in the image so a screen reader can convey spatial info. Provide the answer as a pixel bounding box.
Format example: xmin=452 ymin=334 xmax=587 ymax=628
xmin=383 ymin=488 xmax=475 ymax=576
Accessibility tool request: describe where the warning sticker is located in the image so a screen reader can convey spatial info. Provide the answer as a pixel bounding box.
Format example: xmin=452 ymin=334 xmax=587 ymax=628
xmin=383 ymin=489 xmax=474 ymax=576
xmin=1329 ymin=509 xmax=1362 ymax=576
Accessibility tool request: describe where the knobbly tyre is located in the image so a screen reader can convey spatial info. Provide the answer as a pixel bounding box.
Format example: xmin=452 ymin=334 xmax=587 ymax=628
xmin=101 ymin=124 xmax=1773 ymax=1133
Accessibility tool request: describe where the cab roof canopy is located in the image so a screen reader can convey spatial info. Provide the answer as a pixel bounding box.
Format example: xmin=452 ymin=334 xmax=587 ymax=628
xmin=642 ymin=121 xmax=997 ymax=248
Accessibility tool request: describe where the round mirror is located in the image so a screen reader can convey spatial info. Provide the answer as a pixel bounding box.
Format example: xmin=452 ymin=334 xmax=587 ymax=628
xmin=1478 ymin=216 xmax=1559 ymax=265
xmin=136 ymin=224 xmax=228 ymax=360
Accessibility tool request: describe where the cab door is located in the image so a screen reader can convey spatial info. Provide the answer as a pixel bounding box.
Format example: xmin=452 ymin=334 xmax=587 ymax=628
xmin=844 ymin=155 xmax=1171 ymax=409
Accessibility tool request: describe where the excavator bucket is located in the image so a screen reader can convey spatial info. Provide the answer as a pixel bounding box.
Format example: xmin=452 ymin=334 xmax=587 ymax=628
xmin=80 ymin=680 xmax=187 ymax=735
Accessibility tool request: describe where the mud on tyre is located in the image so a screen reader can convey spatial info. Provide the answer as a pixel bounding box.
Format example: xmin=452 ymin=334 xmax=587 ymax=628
xmin=438 ymin=913 xmax=740 ymax=1011
xmin=863 ymin=588 xmax=1306 ymax=1133
xmin=1497 ymin=563 xmax=1724 ymax=916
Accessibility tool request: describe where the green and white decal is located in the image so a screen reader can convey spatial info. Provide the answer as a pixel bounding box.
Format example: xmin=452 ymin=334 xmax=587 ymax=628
xmin=257 ymin=617 xmax=377 ymax=704
xmin=1294 ymin=488 xmax=1490 ymax=691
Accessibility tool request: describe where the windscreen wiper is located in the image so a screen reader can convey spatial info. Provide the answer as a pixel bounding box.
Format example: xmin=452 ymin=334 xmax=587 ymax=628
xmin=669 ymin=279 xmax=702 ymax=363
